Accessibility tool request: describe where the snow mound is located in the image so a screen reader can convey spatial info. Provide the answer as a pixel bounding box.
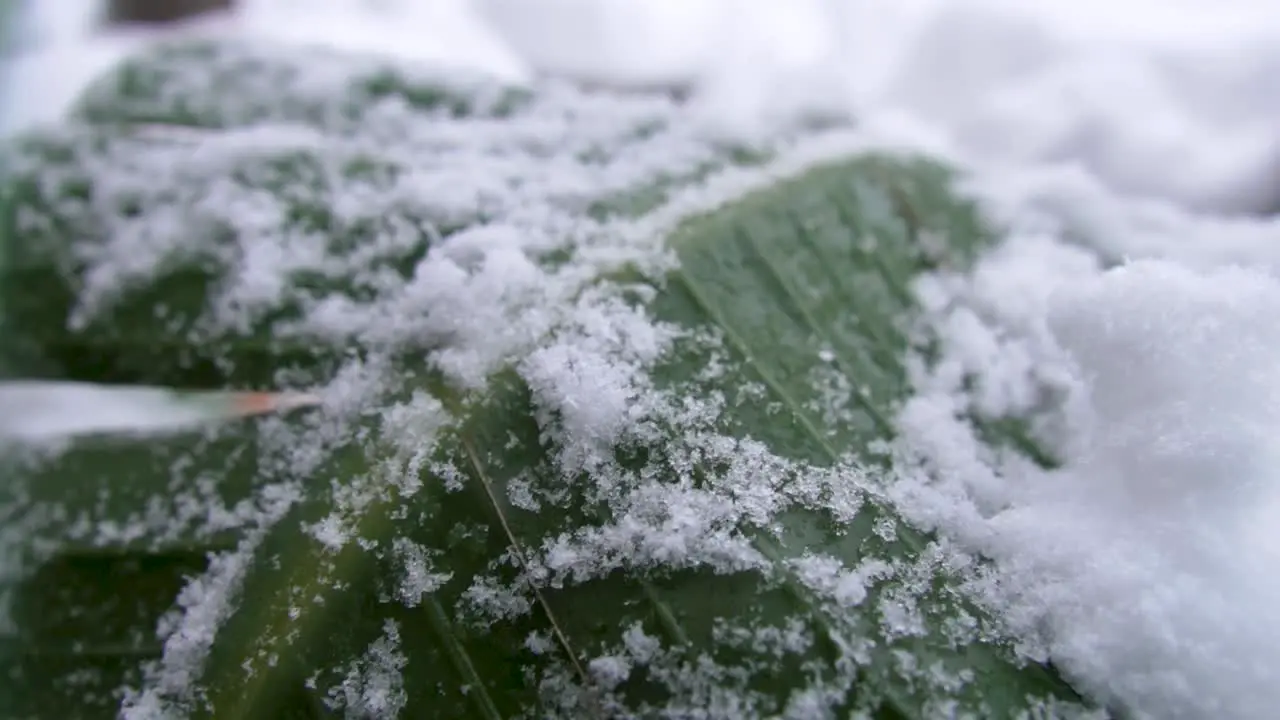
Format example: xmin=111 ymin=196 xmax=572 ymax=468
xmin=898 ymin=253 xmax=1280 ymax=719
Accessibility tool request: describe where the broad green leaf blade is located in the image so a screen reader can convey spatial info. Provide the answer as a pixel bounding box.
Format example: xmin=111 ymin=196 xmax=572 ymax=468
xmin=72 ymin=39 xmax=533 ymax=130
xmin=188 ymin=161 xmax=1085 ymax=719
xmin=0 ymin=127 xmax=444 ymax=388
xmin=2 ymin=419 xmax=291 ymax=553
xmin=0 ymin=38 xmax=1096 ymax=720
xmin=0 ymin=549 xmax=209 ymax=718
xmin=0 ymin=41 xmax=749 ymax=390
xmin=0 ymin=411 xmax=321 ymax=718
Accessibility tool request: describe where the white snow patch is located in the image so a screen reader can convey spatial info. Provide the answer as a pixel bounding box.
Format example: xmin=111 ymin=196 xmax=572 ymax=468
xmin=120 ymin=541 xmax=258 ymax=719
xmin=896 ymin=253 xmax=1280 ymax=718
xmin=325 ymin=619 xmax=408 ymax=719
xmin=520 ymin=291 xmax=678 ymax=474
xmin=789 ymin=554 xmax=894 ymax=608
xmin=391 ymin=537 xmax=452 ymax=607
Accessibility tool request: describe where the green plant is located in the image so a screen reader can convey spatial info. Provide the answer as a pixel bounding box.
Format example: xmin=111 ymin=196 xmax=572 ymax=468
xmin=0 ymin=39 xmax=1094 ymax=719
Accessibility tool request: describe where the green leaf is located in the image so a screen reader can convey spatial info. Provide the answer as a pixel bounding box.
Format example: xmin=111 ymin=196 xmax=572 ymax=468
xmin=72 ymin=39 xmax=534 ymax=130
xmin=0 ymin=39 xmax=1095 ymax=719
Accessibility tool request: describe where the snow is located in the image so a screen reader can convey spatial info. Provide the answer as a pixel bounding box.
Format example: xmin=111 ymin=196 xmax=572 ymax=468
xmin=8 ymin=0 xmax=1280 ymax=718
xmin=894 ymin=251 xmax=1280 ymax=717
xmin=324 ymin=619 xmax=409 ymax=719
xmin=1034 ymin=264 xmax=1280 ymax=713
xmin=390 ymin=537 xmax=452 ymax=607
xmin=121 ymin=541 xmax=260 ymax=720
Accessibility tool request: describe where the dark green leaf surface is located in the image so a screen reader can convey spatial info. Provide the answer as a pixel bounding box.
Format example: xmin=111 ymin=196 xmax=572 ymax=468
xmin=0 ymin=39 xmax=1092 ymax=719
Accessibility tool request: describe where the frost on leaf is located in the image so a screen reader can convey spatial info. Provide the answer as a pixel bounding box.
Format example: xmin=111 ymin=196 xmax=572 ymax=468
xmin=0 ymin=36 xmax=1090 ymax=719
xmin=324 ymin=620 xmax=408 ymax=720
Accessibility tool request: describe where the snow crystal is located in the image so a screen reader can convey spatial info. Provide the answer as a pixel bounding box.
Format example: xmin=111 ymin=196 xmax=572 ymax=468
xmin=713 ymin=617 xmax=813 ymax=659
xmin=621 ymin=621 xmax=660 ymax=662
xmin=325 ymin=619 xmax=408 ymax=719
xmin=461 ymin=574 xmax=533 ymax=622
xmin=789 ymin=554 xmax=893 ymax=608
xmin=120 ymin=542 xmax=257 ymax=719
xmin=524 ymin=630 xmax=556 ymax=655
xmin=391 ymin=537 xmax=451 ymax=607
xmin=534 ymin=482 xmax=768 ymax=585
xmin=586 ymin=654 xmax=631 ymax=689
xmin=520 ymin=292 xmax=678 ymax=475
